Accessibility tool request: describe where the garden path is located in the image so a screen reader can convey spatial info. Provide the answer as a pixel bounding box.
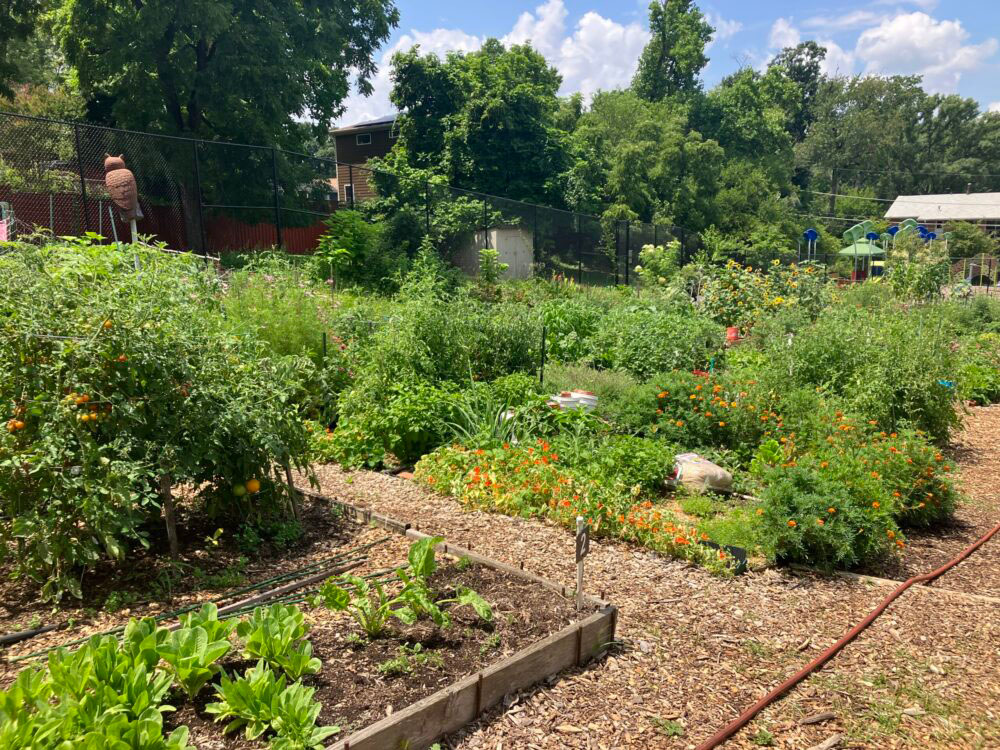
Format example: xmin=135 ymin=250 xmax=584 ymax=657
xmin=303 ymin=405 xmax=1000 ymax=749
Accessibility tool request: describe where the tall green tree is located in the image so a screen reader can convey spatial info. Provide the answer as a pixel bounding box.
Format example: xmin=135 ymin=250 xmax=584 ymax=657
xmin=631 ymin=0 xmax=713 ymax=102
xmin=390 ymin=39 xmax=569 ymax=204
xmin=53 ymin=0 xmax=398 ymax=147
xmin=568 ymin=90 xmax=722 ymax=228
xmin=0 ymin=0 xmax=46 ymax=98
xmin=768 ymin=41 xmax=827 ymax=141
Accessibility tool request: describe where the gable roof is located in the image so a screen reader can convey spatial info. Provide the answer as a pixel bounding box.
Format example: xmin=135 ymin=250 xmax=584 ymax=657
xmin=885 ymin=192 xmax=1000 ymax=222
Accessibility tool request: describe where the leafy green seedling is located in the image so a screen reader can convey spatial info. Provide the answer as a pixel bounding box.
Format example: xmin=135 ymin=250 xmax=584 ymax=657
xmin=157 ymin=625 xmax=232 ymax=699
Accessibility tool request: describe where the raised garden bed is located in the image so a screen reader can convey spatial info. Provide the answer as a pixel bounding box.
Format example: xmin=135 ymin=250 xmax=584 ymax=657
xmin=2 ymin=490 xmax=617 ymax=750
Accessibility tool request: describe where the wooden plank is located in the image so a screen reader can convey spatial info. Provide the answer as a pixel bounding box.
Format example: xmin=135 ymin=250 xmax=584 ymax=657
xmin=294 ymin=486 xmax=619 ymax=750
xmin=327 ymin=673 xmax=479 ymax=750
xmin=328 ymin=607 xmax=617 ymax=750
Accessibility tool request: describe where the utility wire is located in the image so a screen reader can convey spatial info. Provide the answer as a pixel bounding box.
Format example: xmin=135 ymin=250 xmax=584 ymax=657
xmin=804 ymin=190 xmax=1000 ymax=208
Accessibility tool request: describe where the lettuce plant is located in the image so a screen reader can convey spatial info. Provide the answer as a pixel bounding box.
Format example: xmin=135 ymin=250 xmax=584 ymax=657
xmin=156 ymin=626 xmax=232 ymax=699
xmin=236 ymin=604 xmax=321 ymax=680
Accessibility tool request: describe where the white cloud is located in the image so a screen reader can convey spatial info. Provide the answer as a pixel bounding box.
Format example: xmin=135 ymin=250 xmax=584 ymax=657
xmin=336 ymin=0 xmax=649 ymax=126
xmin=706 ymin=12 xmax=743 ymax=46
xmin=503 ymin=0 xmax=568 ymax=59
xmin=802 ymin=10 xmax=887 ymax=33
xmin=769 ymin=18 xmax=801 ymax=50
xmin=819 ymin=40 xmax=855 ymax=77
xmin=555 ymin=12 xmax=649 ymax=99
xmin=990 ymin=101 xmax=1000 ymax=113
xmin=855 ymin=12 xmax=998 ymax=92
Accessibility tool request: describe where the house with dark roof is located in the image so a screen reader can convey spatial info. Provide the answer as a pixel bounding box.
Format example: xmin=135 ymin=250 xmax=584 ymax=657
xmin=330 ymin=114 xmax=398 ymax=206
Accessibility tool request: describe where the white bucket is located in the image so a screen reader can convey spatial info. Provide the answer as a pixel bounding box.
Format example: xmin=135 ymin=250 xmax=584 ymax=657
xmin=570 ymin=390 xmax=598 ymax=411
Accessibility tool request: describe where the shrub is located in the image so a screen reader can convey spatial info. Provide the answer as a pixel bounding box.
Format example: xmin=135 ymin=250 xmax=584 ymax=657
xmin=587 ymin=305 xmax=722 ymax=380
xmin=539 ymin=298 xmax=601 ymax=362
xmin=634 ymin=241 xmax=681 ymax=287
xmin=760 ymin=304 xmax=961 ymax=442
xmin=544 ymin=363 xmax=660 ymax=434
xmin=221 ymin=253 xmax=329 ymax=360
xmin=754 ymin=453 xmax=900 ymax=569
xmin=698 ymin=260 xmax=830 ymax=333
xmin=554 ymin=434 xmax=676 ymax=495
xmin=0 ymin=241 xmax=313 ymax=600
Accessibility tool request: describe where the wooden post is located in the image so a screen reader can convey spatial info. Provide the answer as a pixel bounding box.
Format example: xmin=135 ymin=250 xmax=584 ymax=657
xmin=576 ymin=516 xmax=585 ymax=611
xmin=159 ymin=474 xmax=179 ymax=559
xmin=283 ymin=459 xmax=301 ymax=521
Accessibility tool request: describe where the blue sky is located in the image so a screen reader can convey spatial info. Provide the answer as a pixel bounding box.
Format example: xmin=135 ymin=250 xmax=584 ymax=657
xmin=337 ymin=0 xmax=1000 ymax=125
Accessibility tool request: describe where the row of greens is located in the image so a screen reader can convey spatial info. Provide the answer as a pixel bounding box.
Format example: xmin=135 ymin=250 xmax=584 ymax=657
xmin=0 ymin=602 xmax=335 ymax=750
xmin=0 ymin=536 xmax=494 ymax=749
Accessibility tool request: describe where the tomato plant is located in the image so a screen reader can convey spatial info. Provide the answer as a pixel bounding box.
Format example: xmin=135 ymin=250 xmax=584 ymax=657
xmin=0 ymin=240 xmax=314 ymax=599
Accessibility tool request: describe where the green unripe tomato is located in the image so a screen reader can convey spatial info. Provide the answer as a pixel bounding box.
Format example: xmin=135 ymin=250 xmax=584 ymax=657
xmin=232 ymin=483 xmax=247 ymax=497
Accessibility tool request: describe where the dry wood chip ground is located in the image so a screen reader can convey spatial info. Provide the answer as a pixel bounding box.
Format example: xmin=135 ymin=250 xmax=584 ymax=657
xmin=300 ymin=405 xmax=1000 ymax=750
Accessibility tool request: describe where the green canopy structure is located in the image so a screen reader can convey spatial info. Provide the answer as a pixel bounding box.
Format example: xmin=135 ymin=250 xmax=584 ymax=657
xmin=838 ymin=240 xmax=886 ymax=257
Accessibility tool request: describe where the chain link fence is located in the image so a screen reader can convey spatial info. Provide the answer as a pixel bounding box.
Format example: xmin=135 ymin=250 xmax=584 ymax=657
xmin=1 ymin=110 xmax=690 ymax=286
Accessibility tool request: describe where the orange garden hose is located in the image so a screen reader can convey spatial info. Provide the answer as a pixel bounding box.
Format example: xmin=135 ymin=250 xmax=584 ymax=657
xmin=695 ymin=520 xmax=1000 ymax=750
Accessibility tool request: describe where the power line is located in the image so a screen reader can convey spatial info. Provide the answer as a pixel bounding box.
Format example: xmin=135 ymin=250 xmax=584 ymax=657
xmin=833 ymin=165 xmax=1000 ymax=180
xmin=804 ymin=190 xmax=1000 ymax=208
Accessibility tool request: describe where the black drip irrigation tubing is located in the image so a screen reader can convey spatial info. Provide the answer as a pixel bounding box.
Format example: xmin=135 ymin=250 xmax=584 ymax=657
xmin=4 ymin=535 xmax=394 ymax=663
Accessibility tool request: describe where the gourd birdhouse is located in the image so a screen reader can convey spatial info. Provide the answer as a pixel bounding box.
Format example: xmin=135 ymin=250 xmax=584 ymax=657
xmin=103 ymin=154 xmax=143 ymax=221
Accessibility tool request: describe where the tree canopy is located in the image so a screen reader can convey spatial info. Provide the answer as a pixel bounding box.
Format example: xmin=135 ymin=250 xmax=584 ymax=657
xmin=631 ymin=0 xmax=714 ymax=102
xmin=390 ymin=39 xmax=569 ymax=204
xmin=52 ymin=0 xmax=398 ymax=147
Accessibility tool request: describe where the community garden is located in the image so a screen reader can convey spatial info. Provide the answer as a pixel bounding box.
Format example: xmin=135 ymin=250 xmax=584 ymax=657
xmin=2 ymin=231 xmax=1000 ymax=749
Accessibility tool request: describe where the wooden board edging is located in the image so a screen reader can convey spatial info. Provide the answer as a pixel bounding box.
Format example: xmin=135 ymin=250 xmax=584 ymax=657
xmin=325 ymin=607 xmax=615 ymax=750
xmin=293 ymin=486 xmax=618 ymax=750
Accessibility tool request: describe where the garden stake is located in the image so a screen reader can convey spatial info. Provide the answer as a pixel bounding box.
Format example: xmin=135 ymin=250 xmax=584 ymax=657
xmin=282 ymin=459 xmax=301 ymax=521
xmin=158 ymin=474 xmax=179 ymax=559
xmin=539 ymin=324 xmax=547 ymax=386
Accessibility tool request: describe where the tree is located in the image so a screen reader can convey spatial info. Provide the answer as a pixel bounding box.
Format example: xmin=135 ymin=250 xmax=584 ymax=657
xmin=699 ymin=66 xmax=799 ymax=184
xmin=53 ymin=0 xmax=398 ymax=148
xmin=390 ymin=39 xmax=570 ymax=204
xmin=632 ymin=0 xmax=713 ymax=102
xmin=768 ymin=41 xmax=827 ymax=141
xmin=0 ymin=0 xmax=46 ymax=98
xmin=568 ymin=90 xmax=722 ymax=228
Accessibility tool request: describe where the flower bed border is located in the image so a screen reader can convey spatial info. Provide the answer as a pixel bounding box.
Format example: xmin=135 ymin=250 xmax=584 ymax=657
xmin=293 ymin=487 xmax=617 ymax=750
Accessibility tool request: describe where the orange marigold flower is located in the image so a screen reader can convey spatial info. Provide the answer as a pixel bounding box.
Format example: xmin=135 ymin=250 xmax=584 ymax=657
xmin=870 ymin=471 xmax=880 ymax=479
xmin=675 ymin=420 xmax=684 ymax=427
xmin=674 ymin=535 xmax=690 ymax=545
xmin=787 ymin=519 xmax=797 ymax=527
xmin=820 ymin=461 xmax=829 ymax=468
xmin=893 ymin=491 xmax=901 ymax=498
xmin=474 ymin=449 xmax=485 ymax=455
xmin=816 ymin=518 xmax=825 ymax=526
xmin=618 ymin=515 xmax=625 ymax=523
xmin=756 ymin=508 xmax=764 ymax=516
xmin=719 ymin=421 xmax=726 ymax=427
xmin=695 ymin=385 xmax=703 ymax=391
xmin=689 ymin=394 xmax=697 ymax=400
xmin=869 ymin=420 xmax=878 ymax=425
xmin=658 ymin=391 xmax=668 ymax=398
xmin=561 ymin=500 xmax=570 ymax=507
xmin=887 ymin=530 xmax=895 ymax=539
xmin=872 ymin=501 xmax=880 ymax=509
xmin=896 ymin=539 xmax=905 ymax=548
xmin=656 ymin=409 xmax=663 ymax=415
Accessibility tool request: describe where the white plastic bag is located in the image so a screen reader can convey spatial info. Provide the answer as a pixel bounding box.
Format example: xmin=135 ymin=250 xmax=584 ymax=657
xmin=674 ymin=452 xmax=732 ymax=493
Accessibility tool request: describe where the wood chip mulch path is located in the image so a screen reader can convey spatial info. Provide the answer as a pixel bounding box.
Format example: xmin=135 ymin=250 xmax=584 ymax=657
xmin=300 ymin=405 xmax=1000 ymax=749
